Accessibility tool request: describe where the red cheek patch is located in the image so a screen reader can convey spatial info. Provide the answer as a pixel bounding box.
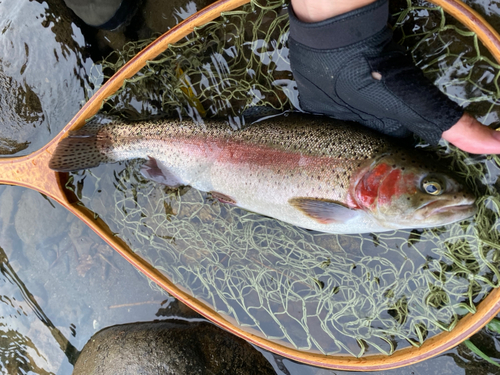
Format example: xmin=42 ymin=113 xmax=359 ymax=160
xmin=355 ymin=163 xmax=391 ymax=208
xmin=355 ymin=163 xmax=418 ymax=209
xmin=378 ymin=169 xmax=401 ymax=205
xmin=356 ymin=164 xmax=392 ymax=207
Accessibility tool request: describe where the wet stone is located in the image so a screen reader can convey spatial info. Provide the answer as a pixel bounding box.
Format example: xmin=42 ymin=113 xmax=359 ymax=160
xmin=37 ymin=242 xmax=58 ymax=266
xmin=73 ymin=320 xmax=277 ymax=375
xmin=69 ymin=220 xmax=85 ymax=238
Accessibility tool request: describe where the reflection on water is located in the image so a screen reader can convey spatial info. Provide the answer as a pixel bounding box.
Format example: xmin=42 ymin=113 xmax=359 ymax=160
xmin=463 ymin=0 xmax=500 ymax=33
xmin=0 ymin=270 xmax=55 ymax=374
xmin=0 ymin=0 xmax=96 ymax=156
xmin=0 ymin=185 xmax=177 ymax=374
xmin=1 ymin=0 xmax=500 ymax=373
xmin=0 ymin=245 xmax=77 ymax=374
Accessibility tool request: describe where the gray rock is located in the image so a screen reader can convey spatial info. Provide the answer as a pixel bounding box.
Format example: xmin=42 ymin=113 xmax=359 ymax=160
xmin=73 ymin=320 xmax=277 ymax=375
xmin=62 ymin=0 xmax=122 ymax=26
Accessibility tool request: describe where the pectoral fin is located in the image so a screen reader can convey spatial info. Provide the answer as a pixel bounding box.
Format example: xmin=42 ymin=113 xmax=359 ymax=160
xmin=289 ymin=197 xmax=359 ymax=224
xmin=140 ymin=157 xmax=185 ymax=188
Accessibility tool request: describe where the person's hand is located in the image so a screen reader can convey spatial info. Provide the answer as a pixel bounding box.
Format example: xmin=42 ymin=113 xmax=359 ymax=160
xmin=442 ymin=113 xmax=500 ymax=154
xmin=288 ymin=0 xmax=500 ymax=153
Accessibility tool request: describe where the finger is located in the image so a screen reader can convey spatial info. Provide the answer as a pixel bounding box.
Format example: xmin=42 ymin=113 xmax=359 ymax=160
xmin=441 ymin=113 xmax=500 ymax=154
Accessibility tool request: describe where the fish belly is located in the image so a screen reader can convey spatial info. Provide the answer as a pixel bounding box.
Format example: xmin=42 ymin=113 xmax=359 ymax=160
xmin=208 ymin=160 xmax=388 ymax=235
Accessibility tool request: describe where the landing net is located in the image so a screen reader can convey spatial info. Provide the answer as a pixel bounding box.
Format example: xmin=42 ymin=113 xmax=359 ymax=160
xmin=72 ymin=0 xmax=500 ymax=356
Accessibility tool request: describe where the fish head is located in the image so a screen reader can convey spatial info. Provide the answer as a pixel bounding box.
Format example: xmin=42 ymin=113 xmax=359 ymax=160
xmin=352 ymin=151 xmax=476 ymax=230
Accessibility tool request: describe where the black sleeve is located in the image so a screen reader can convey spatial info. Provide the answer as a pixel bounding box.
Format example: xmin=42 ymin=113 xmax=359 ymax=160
xmin=288 ymin=0 xmax=464 ymax=144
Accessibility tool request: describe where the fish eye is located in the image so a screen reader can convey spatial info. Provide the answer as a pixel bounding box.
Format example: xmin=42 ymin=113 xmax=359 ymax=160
xmin=422 ymin=180 xmax=443 ymax=196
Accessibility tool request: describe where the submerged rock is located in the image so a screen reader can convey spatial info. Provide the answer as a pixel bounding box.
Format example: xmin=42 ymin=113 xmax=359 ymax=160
xmin=73 ymin=320 xmax=276 ymax=375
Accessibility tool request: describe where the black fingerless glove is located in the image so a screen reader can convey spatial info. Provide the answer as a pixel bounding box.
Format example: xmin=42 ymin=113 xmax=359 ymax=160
xmin=288 ymin=0 xmax=464 ymax=144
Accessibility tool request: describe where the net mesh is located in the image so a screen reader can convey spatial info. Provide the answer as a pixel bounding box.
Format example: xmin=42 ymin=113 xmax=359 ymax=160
xmin=71 ymin=0 xmax=500 ymax=357
xmin=100 ymin=0 xmax=293 ymax=127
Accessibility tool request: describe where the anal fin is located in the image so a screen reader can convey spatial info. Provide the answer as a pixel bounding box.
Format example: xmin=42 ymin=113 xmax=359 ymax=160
xmin=209 ymin=191 xmax=237 ymax=205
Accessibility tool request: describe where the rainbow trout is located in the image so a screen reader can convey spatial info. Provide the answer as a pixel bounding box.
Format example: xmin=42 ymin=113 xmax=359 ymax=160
xmin=49 ymin=113 xmax=476 ymax=234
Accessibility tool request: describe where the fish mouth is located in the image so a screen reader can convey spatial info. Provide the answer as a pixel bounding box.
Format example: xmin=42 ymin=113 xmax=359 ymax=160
xmin=431 ymin=203 xmax=475 ymax=215
xmin=418 ymin=198 xmax=476 ymax=220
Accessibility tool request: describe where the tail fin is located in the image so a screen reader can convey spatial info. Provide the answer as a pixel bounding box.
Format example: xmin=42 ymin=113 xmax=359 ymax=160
xmin=49 ymin=127 xmax=111 ymax=172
